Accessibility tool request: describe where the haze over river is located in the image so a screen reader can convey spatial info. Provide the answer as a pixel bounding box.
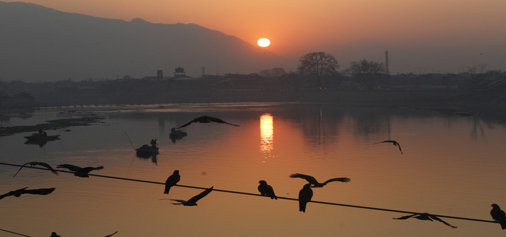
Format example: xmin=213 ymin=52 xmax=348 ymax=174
xmin=1 ymin=102 xmax=506 ymax=236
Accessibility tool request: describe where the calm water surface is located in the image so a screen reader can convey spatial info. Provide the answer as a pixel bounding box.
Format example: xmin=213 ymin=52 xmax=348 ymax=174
xmin=1 ymin=103 xmax=506 ymax=236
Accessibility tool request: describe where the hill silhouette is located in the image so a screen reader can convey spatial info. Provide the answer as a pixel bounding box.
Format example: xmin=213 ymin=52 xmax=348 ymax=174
xmin=0 ymin=1 xmax=292 ymax=82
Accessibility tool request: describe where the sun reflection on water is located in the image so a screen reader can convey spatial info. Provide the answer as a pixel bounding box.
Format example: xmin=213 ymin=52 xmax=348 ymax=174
xmin=260 ymin=113 xmax=274 ymax=157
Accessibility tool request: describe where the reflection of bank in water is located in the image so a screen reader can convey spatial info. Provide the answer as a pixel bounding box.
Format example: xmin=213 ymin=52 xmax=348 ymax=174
xmin=260 ymin=113 xmax=274 ymax=156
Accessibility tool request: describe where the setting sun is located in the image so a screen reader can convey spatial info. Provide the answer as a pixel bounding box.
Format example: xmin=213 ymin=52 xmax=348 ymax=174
xmin=257 ymin=38 xmax=270 ymax=47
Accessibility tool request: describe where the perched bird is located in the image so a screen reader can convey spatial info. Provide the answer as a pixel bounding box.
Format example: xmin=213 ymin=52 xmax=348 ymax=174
xmin=0 ymin=187 xmax=55 ymax=200
xmin=176 ymin=116 xmax=239 ymax=128
xmin=258 ymin=180 xmax=277 ymax=200
xmin=289 ymin=173 xmax=350 ymax=187
xmin=394 ymin=213 xmax=457 ymax=228
xmin=171 ymin=187 xmax=213 ymax=206
xmin=57 ymin=164 xmax=104 ymax=177
xmin=164 ymin=170 xmax=181 ymax=195
xmin=376 ymin=140 xmax=403 ymax=154
xmin=13 ymin=161 xmax=58 ymax=177
xmin=298 ymin=184 xmax=313 ymax=213
xmin=491 ymin=204 xmax=506 ymax=229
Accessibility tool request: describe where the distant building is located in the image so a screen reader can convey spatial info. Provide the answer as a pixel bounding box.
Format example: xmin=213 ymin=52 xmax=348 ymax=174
xmin=174 ymin=66 xmax=186 ymax=77
xmin=157 ymin=70 xmax=163 ymax=79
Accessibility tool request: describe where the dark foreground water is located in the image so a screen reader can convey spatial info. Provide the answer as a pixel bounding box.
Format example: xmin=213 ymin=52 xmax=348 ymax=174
xmin=1 ymin=102 xmax=506 ymax=236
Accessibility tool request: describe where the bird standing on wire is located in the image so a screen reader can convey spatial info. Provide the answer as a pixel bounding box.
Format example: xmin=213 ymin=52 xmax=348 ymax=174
xmin=0 ymin=187 xmax=55 ymax=200
xmin=491 ymin=204 xmax=506 ymax=229
xmin=170 ymin=187 xmax=213 ymax=206
xmin=57 ymin=164 xmax=104 ymax=177
xmin=375 ymin=140 xmax=403 ymax=154
xmin=393 ymin=213 xmax=457 ymax=228
xmin=176 ymin=116 xmax=239 ymax=129
xmin=164 ymin=170 xmax=180 ymax=195
xmin=289 ymin=173 xmax=350 ymax=187
xmin=13 ymin=161 xmax=58 ymax=177
xmin=258 ymin=180 xmax=277 ymax=200
xmin=298 ymin=184 xmax=313 ymax=213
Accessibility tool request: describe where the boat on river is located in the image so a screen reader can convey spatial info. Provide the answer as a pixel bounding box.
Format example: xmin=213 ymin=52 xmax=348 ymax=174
xmin=136 ymin=145 xmax=159 ymax=154
xmin=24 ymin=133 xmax=60 ymax=141
xmin=136 ymin=139 xmax=159 ymax=154
xmin=170 ymin=128 xmax=187 ymax=138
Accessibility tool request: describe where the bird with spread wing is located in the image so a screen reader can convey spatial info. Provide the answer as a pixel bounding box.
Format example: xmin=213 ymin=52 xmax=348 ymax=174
xmin=57 ymin=164 xmax=104 ymax=177
xmin=394 ymin=213 xmax=457 ymax=228
xmin=289 ymin=173 xmax=351 ymax=187
xmin=375 ymin=140 xmax=403 ymax=154
xmin=170 ymin=187 xmax=213 ymax=206
xmin=13 ymin=161 xmax=58 ymax=177
xmin=176 ymin=116 xmax=239 ymax=129
xmin=0 ymin=187 xmax=55 ymax=200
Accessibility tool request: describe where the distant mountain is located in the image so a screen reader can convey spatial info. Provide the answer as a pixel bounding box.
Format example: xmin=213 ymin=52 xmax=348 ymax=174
xmin=0 ymin=1 xmax=293 ymax=82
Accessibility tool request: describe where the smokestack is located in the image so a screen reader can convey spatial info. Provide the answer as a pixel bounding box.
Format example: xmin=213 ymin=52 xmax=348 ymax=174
xmin=385 ymin=51 xmax=390 ymax=75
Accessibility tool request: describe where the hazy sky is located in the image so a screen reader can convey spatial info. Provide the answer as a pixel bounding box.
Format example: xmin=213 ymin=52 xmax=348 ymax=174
xmin=4 ymin=0 xmax=506 ymax=57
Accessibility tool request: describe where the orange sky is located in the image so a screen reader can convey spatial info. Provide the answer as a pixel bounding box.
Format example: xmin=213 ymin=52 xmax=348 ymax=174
xmin=4 ymin=0 xmax=506 ymax=57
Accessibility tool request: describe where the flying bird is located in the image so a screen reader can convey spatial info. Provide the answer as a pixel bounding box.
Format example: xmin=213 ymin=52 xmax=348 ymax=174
xmin=164 ymin=170 xmax=180 ymax=195
xmin=176 ymin=116 xmax=239 ymax=129
xmin=491 ymin=204 xmax=506 ymax=229
xmin=104 ymin=231 xmax=118 ymax=237
xmin=258 ymin=180 xmax=277 ymax=200
xmin=394 ymin=213 xmax=457 ymax=228
xmin=170 ymin=187 xmax=213 ymax=206
xmin=13 ymin=161 xmax=58 ymax=177
xmin=289 ymin=173 xmax=350 ymax=187
xmin=0 ymin=187 xmax=56 ymax=200
xmin=375 ymin=140 xmax=403 ymax=154
xmin=298 ymin=184 xmax=313 ymax=213
xmin=57 ymin=164 xmax=104 ymax=177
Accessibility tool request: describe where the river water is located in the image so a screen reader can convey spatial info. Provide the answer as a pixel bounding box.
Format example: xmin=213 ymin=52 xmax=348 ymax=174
xmin=1 ymin=102 xmax=506 ymax=236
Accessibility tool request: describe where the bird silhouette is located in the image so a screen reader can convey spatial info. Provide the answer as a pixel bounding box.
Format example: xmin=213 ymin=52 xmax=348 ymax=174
xmin=491 ymin=204 xmax=506 ymax=229
xmin=176 ymin=116 xmax=239 ymax=128
xmin=289 ymin=173 xmax=350 ymax=187
xmin=164 ymin=170 xmax=180 ymax=195
xmin=394 ymin=213 xmax=457 ymax=228
xmin=57 ymin=164 xmax=104 ymax=177
xmin=258 ymin=180 xmax=277 ymax=200
xmin=298 ymin=184 xmax=313 ymax=212
xmin=104 ymin=231 xmax=118 ymax=237
xmin=170 ymin=187 xmax=213 ymax=206
xmin=375 ymin=140 xmax=403 ymax=154
xmin=51 ymin=231 xmax=117 ymax=237
xmin=0 ymin=187 xmax=55 ymax=200
xmin=13 ymin=161 xmax=58 ymax=177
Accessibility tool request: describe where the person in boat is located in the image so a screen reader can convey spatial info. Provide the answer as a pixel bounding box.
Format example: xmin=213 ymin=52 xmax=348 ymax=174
xmin=38 ymin=128 xmax=47 ymax=136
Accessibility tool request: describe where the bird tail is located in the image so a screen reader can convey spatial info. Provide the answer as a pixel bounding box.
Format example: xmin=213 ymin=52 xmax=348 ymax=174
xmin=299 ymin=202 xmax=306 ymax=212
xmin=164 ymin=187 xmax=171 ymax=194
xmin=500 ymin=222 xmax=506 ymax=230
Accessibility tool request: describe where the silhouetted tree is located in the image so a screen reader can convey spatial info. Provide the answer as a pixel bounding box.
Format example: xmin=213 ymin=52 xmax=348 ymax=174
xmin=297 ymin=52 xmax=340 ymax=88
xmin=345 ymin=59 xmax=385 ymax=90
xmin=346 ymin=59 xmax=384 ymax=76
xmin=259 ymin=67 xmax=287 ymax=78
